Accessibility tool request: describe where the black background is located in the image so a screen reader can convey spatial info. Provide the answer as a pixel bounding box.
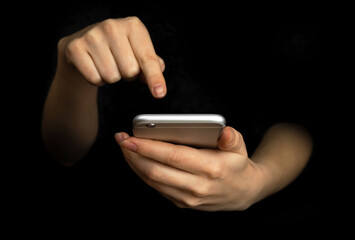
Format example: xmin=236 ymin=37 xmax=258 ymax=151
xmin=3 ymin=1 xmax=351 ymax=233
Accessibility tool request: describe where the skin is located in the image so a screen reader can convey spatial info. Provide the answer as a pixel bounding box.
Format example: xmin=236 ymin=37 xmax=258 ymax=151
xmin=42 ymin=17 xmax=166 ymax=165
xmin=41 ymin=17 xmax=313 ymax=211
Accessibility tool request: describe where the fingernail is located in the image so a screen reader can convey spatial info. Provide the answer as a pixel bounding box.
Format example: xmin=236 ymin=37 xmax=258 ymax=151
xmin=115 ymin=132 xmax=128 ymax=144
xmin=122 ymin=141 xmax=137 ymax=152
xmin=229 ymin=128 xmax=235 ymax=146
xmin=153 ymin=84 xmax=165 ymax=98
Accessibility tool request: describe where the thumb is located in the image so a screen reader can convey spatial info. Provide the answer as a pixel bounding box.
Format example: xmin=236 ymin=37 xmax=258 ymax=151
xmin=217 ymin=127 xmax=248 ymax=155
xmin=157 ymin=56 xmax=165 ymax=72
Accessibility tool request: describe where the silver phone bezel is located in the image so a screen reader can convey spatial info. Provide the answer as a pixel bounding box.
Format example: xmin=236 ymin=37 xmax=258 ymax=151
xmin=133 ymin=114 xmax=226 ymax=126
xmin=132 ymin=114 xmax=226 ymax=148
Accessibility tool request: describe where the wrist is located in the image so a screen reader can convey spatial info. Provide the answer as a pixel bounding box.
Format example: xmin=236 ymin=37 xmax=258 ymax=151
xmin=55 ymin=52 xmax=98 ymax=92
xmin=245 ymin=159 xmax=274 ymax=208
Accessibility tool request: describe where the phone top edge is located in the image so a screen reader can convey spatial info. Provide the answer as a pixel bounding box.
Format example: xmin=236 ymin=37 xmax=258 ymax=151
xmin=133 ymin=114 xmax=226 ymax=126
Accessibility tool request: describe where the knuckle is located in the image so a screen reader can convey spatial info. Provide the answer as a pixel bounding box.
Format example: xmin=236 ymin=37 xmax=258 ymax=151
xmin=65 ymin=38 xmax=83 ymax=60
xmin=86 ymin=75 xmax=102 ymax=86
xmin=57 ymin=36 xmax=68 ymax=52
xmin=125 ymin=16 xmax=143 ymax=27
xmin=205 ymin=161 xmax=224 ymax=179
xmin=139 ymin=52 xmax=158 ymax=66
xmin=121 ymin=63 xmax=140 ymax=79
xmin=173 ymin=201 xmax=188 ymax=209
xmin=146 ymin=165 xmax=163 ymax=182
xmin=104 ymin=77 xmax=121 ymax=84
xmin=238 ymin=203 xmax=252 ymax=211
xmin=100 ymin=18 xmax=117 ymax=35
xmin=101 ymin=71 xmax=121 ymax=84
xmin=143 ymin=177 xmax=156 ymax=189
xmin=83 ymin=28 xmax=100 ymax=45
xmin=158 ymin=57 xmax=165 ymax=71
xmin=183 ymin=197 xmax=202 ymax=208
xmin=190 ymin=183 xmax=210 ymax=198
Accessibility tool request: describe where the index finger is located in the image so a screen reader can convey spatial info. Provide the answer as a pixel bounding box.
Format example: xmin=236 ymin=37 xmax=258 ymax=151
xmin=127 ymin=18 xmax=166 ymax=98
xmin=121 ymin=137 xmax=211 ymax=174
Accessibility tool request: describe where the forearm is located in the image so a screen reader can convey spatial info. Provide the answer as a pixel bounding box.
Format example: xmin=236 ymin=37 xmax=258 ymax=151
xmin=251 ymin=122 xmax=313 ymax=202
xmin=41 ymin=53 xmax=99 ymax=166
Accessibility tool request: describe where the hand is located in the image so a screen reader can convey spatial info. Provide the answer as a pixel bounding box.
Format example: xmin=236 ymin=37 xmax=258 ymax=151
xmin=115 ymin=127 xmax=266 ymax=211
xmin=57 ymin=17 xmax=166 ymax=98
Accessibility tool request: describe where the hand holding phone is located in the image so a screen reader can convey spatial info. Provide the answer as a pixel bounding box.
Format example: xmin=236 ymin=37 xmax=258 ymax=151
xmin=133 ymin=114 xmax=226 ymax=148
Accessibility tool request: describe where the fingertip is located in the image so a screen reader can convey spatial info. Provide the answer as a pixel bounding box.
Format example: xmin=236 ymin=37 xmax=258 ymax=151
xmin=220 ymin=127 xmax=247 ymax=154
xmin=218 ymin=127 xmax=232 ymax=150
xmin=115 ymin=132 xmax=130 ymax=144
xmin=152 ymin=83 xmax=167 ymax=98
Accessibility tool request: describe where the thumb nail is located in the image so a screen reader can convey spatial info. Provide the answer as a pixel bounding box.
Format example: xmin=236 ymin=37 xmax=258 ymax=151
xmin=115 ymin=132 xmax=128 ymax=144
xmin=229 ymin=128 xmax=235 ymax=147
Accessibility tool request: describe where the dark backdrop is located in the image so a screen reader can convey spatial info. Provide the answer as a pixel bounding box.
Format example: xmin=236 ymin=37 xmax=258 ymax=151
xmin=4 ymin=1 xmax=350 ymax=232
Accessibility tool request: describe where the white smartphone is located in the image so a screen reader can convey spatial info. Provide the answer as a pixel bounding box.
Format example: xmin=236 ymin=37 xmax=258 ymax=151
xmin=133 ymin=114 xmax=226 ymax=148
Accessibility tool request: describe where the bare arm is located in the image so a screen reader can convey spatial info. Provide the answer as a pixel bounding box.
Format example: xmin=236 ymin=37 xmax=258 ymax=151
xmin=41 ymin=46 xmax=99 ymax=166
xmin=41 ymin=17 xmax=166 ymax=166
xmin=251 ymin=122 xmax=313 ymax=202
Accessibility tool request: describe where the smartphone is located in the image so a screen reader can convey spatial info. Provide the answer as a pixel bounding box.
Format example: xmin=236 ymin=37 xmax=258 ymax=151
xmin=133 ymin=114 xmax=226 ymax=148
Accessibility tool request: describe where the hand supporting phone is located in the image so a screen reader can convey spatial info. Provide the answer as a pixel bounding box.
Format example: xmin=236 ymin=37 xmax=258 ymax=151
xmin=133 ymin=114 xmax=226 ymax=148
